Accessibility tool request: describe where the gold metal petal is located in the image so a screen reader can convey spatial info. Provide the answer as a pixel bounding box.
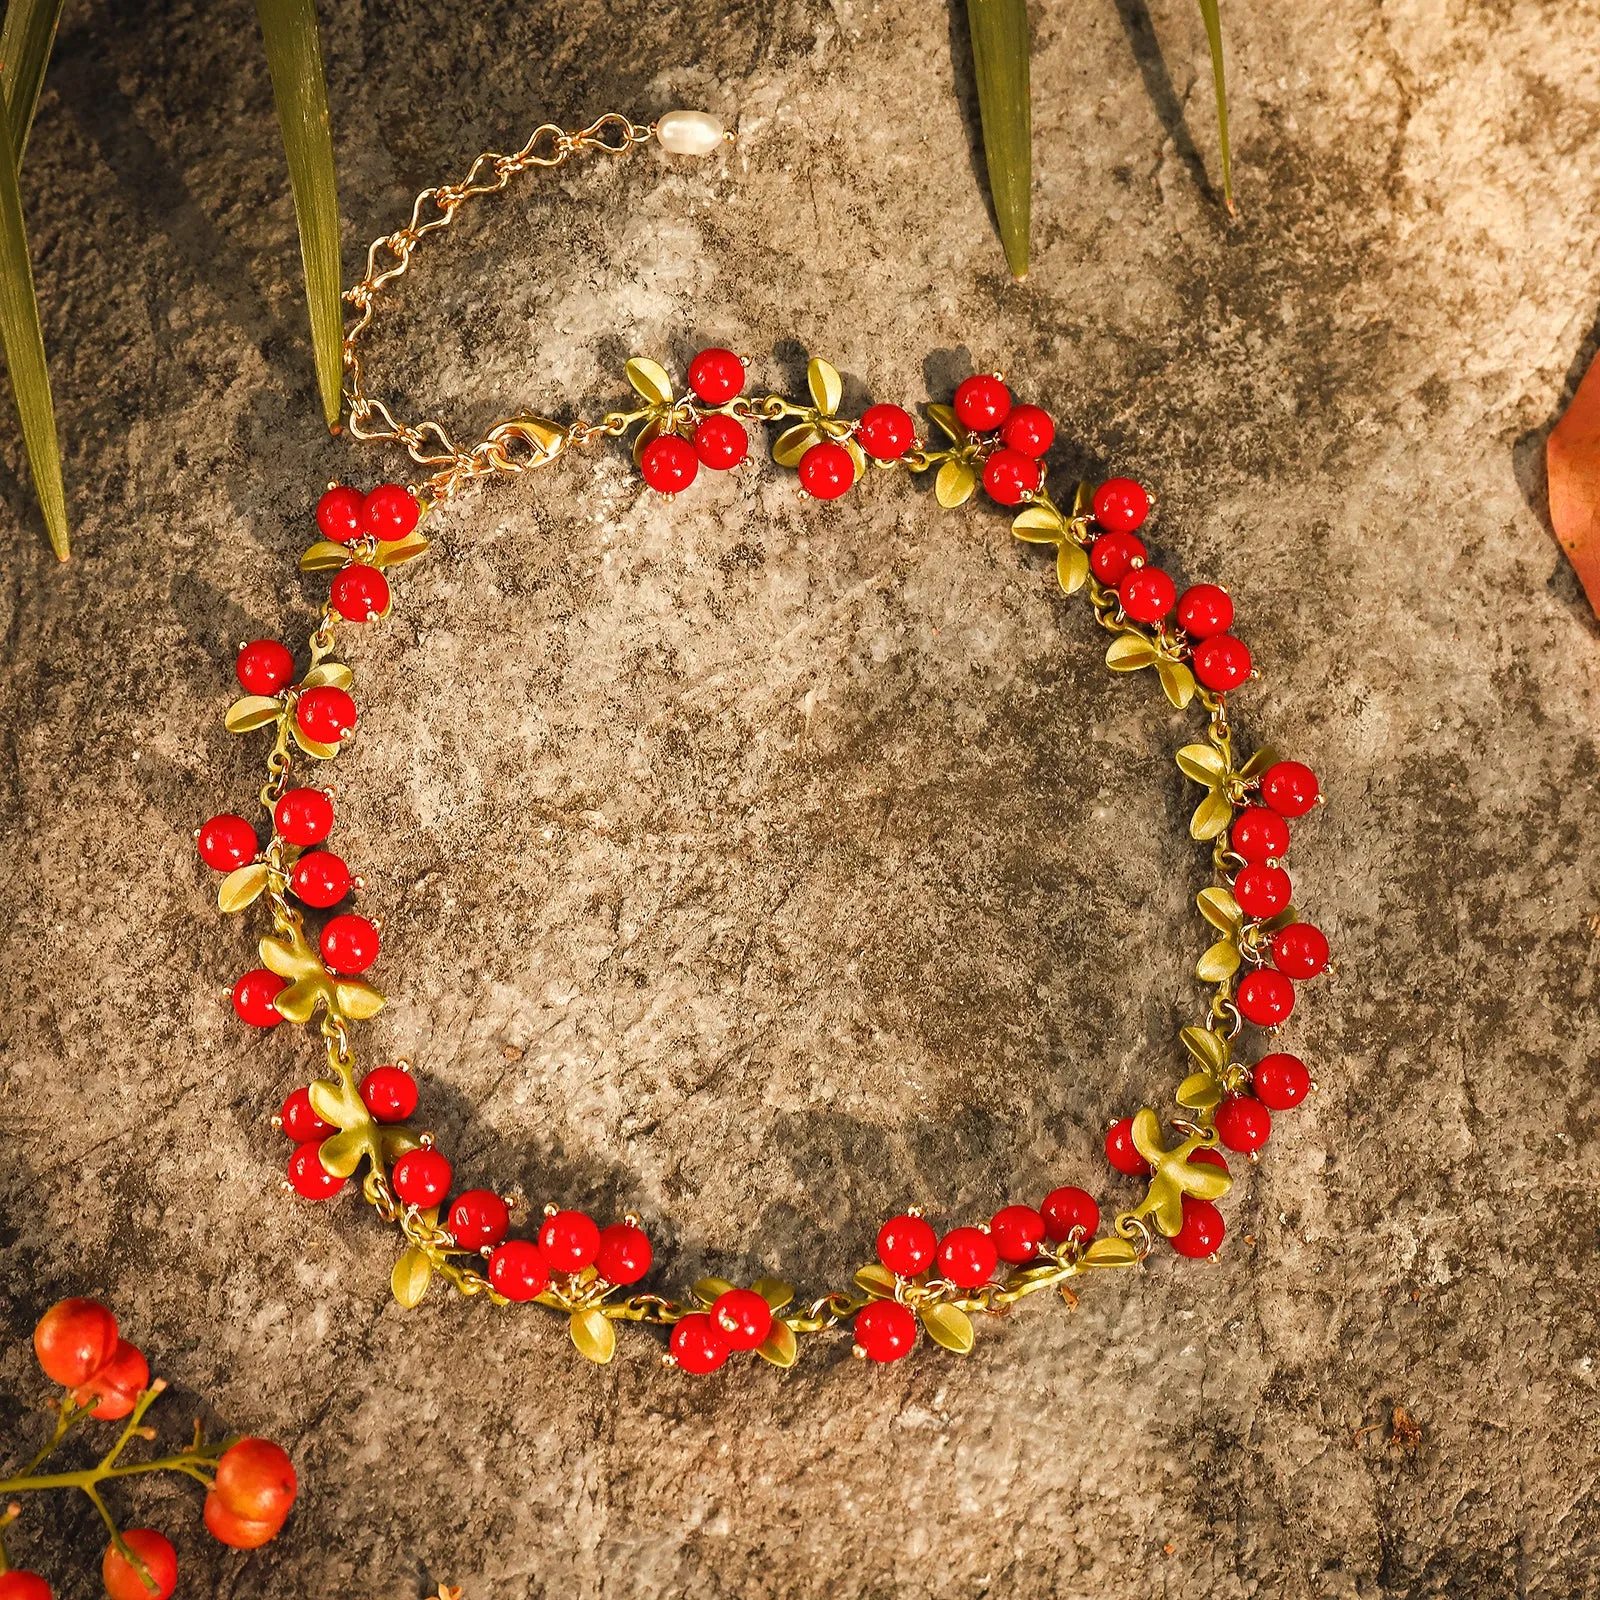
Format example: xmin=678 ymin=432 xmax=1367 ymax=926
xmin=1239 ymin=745 xmax=1280 ymax=780
xmin=217 ymin=862 xmax=268 ymax=913
xmin=625 ymin=357 xmax=674 ymax=406
xmin=379 ymin=1128 xmax=422 ymax=1163
xmin=1184 ymin=1165 xmax=1233 ymax=1203
xmin=935 ymin=458 xmax=976 ymax=508
xmin=1012 ymin=504 xmax=1064 ymax=541
xmin=273 ymin=975 xmax=323 ymax=1024
xmin=754 ymin=1319 xmax=798 ymax=1369
xmin=1262 ymin=906 xmax=1299 ymax=933
xmin=391 ymin=1246 xmax=433 ymax=1309
xmin=307 ymin=1079 xmax=348 ymax=1127
xmin=807 ymin=357 xmax=842 ymax=416
xmin=919 ymin=1301 xmax=975 ymax=1355
xmin=1197 ymin=887 xmax=1243 ymax=933
xmin=692 ymin=1277 xmax=736 ymax=1307
xmin=300 ymin=661 xmax=353 ymax=691
xmin=845 ymin=438 xmax=868 ymax=482
xmin=1190 ymin=790 xmax=1235 ymax=841
xmin=1175 ymin=743 xmax=1229 ymax=783
xmin=570 ymin=1308 xmax=617 ymax=1365
xmin=1105 ymin=634 xmax=1157 ymax=671
xmin=1156 ymin=658 xmax=1197 ymax=709
xmin=926 ymin=402 xmax=965 ymax=444
xmin=1057 ymin=543 xmax=1089 ymax=596
xmin=318 ymin=1126 xmax=366 ymax=1178
xmin=1176 ymin=1071 xmax=1223 ymax=1111
xmin=371 ymin=532 xmax=430 ymax=569
xmin=1129 ymin=1107 xmax=1166 ymax=1168
xmin=299 ymin=540 xmax=351 ymax=573
xmin=334 ymin=979 xmax=386 ymax=1020
xmin=772 ymin=423 xmax=821 ymax=468
xmin=751 ymin=1277 xmax=794 ymax=1313
xmin=631 ymin=415 xmax=663 ymax=465
xmin=291 ymin=724 xmax=339 ymax=760
xmin=853 ymin=1263 xmax=897 ymax=1299
xmin=225 ymin=695 xmax=283 ymax=733
xmin=1180 ymin=1025 xmax=1230 ymax=1073
xmin=258 ymin=934 xmax=314 ymax=980
xmin=1082 ymin=1237 xmax=1139 ymax=1268
xmin=1196 ymin=939 xmax=1242 ymax=984
xmin=1072 ymin=479 xmax=1094 ymax=517
xmin=1146 ymin=1175 xmax=1187 ymax=1236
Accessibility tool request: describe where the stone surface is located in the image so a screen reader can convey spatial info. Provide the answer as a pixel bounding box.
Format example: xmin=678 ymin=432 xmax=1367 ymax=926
xmin=2 ymin=0 xmax=1599 ymax=1596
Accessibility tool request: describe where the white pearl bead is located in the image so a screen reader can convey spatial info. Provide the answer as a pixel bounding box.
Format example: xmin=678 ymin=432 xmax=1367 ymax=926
xmin=655 ymin=110 xmax=726 ymax=157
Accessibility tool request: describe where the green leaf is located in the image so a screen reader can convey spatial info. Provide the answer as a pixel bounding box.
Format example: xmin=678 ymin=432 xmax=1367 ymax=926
xmin=965 ymin=0 xmax=1031 ymax=280
xmin=255 ymin=0 xmax=343 ymax=428
xmin=0 ymin=85 xmax=65 ymax=558
xmin=0 ymin=0 xmax=64 ymax=167
xmin=390 ymin=1246 xmax=433 ymax=1309
xmin=1196 ymin=0 xmax=1235 ymax=215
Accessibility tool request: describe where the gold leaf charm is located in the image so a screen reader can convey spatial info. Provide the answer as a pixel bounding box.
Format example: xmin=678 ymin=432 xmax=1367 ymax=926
xmin=772 ymin=423 xmax=821 ymax=467
xmin=919 ymin=1301 xmax=975 ymax=1355
xmin=217 ymin=862 xmax=269 ymax=913
xmin=926 ymin=403 xmax=967 ymax=445
xmin=935 ymin=458 xmax=976 ymax=508
xmin=1190 ymin=789 xmax=1234 ymax=841
xmin=379 ymin=1127 xmax=422 ymax=1164
xmin=334 ymin=979 xmax=386 ymax=1020
xmin=1181 ymin=1025 xmax=1230 ymax=1074
xmin=301 ymin=661 xmax=353 ymax=691
xmin=853 ymin=1263 xmax=896 ymax=1299
xmin=1128 ymin=1109 xmax=1233 ymax=1236
xmin=1106 ymin=634 xmax=1158 ymax=672
xmin=1155 ymin=658 xmax=1197 ymax=709
xmin=751 ymin=1277 xmax=794 ymax=1312
xmin=691 ymin=1276 xmax=736 ymax=1307
xmin=1081 ymin=1237 xmax=1140 ymax=1269
xmin=225 ymin=695 xmax=283 ymax=733
xmin=807 ymin=357 xmax=843 ymax=416
xmin=307 ymin=1078 xmax=347 ymax=1127
xmin=625 ymin=358 xmax=674 ymax=407
xmin=631 ymin=415 xmax=664 ymax=465
xmin=372 ymin=532 xmax=431 ymax=569
xmin=1057 ymin=543 xmax=1089 ymax=595
xmin=754 ymin=1319 xmax=798 ymax=1368
xmin=291 ymin=724 xmax=340 ymax=760
xmin=1011 ymin=503 xmax=1065 ymax=542
xmin=1196 ymin=940 xmax=1242 ymax=983
xmin=1197 ymin=887 xmax=1243 ymax=933
xmin=1175 ymin=1071 xmax=1223 ymax=1111
xmin=318 ymin=1127 xmax=368 ymax=1179
xmin=391 ymin=1245 xmax=433 ymax=1309
xmin=1176 ymin=743 xmax=1228 ymax=784
xmin=299 ymin=540 xmax=351 ymax=573
xmin=570 ymin=1307 xmax=617 ymax=1364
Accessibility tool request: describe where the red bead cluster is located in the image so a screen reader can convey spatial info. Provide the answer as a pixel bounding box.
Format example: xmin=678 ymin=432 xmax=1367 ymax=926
xmin=487 ymin=1209 xmax=653 ymax=1304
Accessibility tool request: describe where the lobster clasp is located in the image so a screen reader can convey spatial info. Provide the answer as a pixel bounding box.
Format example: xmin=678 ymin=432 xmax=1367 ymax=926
xmin=483 ymin=415 xmax=568 ymax=473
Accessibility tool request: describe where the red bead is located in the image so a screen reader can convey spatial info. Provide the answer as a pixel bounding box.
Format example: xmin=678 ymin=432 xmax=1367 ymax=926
xmin=640 ymin=433 xmax=699 ymax=493
xmin=316 ymin=485 xmax=365 ymax=544
xmin=1176 ymin=584 xmax=1233 ymax=638
xmin=448 ymin=1188 xmax=510 ymax=1250
xmin=989 ymin=1204 xmax=1046 ymax=1264
xmin=1234 ymin=863 xmax=1291 ymax=920
xmin=1188 ymin=1146 xmax=1230 ymax=1174
xmin=1272 ymin=922 xmax=1329 ymax=979
xmin=692 ymin=413 xmax=748 ymax=470
xmin=359 ymin=1064 xmax=418 ymax=1123
xmin=279 ymin=1086 xmax=334 ymax=1143
xmin=232 ymin=969 xmax=285 ymax=1028
xmin=362 ymin=483 xmax=420 ymax=542
xmin=686 ymin=347 xmax=745 ymax=405
xmin=1092 ymin=478 xmax=1150 ymax=532
xmin=1089 ymin=531 xmax=1147 ymax=585
xmin=102 ymin=1530 xmax=177 ymax=1600
xmin=1231 ymin=807 xmax=1290 ymax=864
xmin=1260 ymin=760 xmax=1320 ymax=818
xmin=274 ymin=787 xmax=333 ymax=847
xmin=487 ymin=1239 xmax=549 ymax=1301
xmin=981 ymin=447 xmax=1042 ymax=506
xmin=289 ymin=851 xmax=351 ymax=908
xmin=1105 ymin=1116 xmax=1151 ymax=1175
xmin=1120 ymin=566 xmax=1176 ymax=623
xmin=330 ymin=564 xmax=391 ymax=623
xmin=0 ymin=1571 xmax=52 ymax=1600
xmin=198 ymin=814 xmax=257 ymax=871
xmin=857 ymin=403 xmax=916 ymax=461
xmin=320 ymin=913 xmax=379 ymax=975
xmin=392 ymin=1147 xmax=452 ymax=1208
xmin=999 ymin=403 xmax=1054 ymax=457
xmin=1192 ymin=634 xmax=1253 ymax=692
xmin=953 ymin=374 xmax=1012 ymax=432
xmin=670 ymin=1312 xmax=731 ymax=1373
xmin=1170 ymin=1197 xmax=1225 ymax=1258
xmin=798 ymin=440 xmax=854 ymax=499
xmin=877 ymin=1212 xmax=938 ymax=1277
xmin=712 ymin=1287 xmax=773 ymax=1351
xmin=1237 ymin=968 xmax=1296 ymax=1027
xmin=595 ymin=1221 xmax=653 ymax=1285
xmin=1040 ymin=1186 xmax=1099 ymax=1243
xmin=1214 ymin=1094 xmax=1272 ymax=1153
xmin=538 ymin=1208 xmax=600 ymax=1272
xmin=236 ymin=639 xmax=294 ymax=695
xmin=287 ymin=1142 xmax=346 ymax=1200
xmin=296 ymin=686 xmax=357 ymax=745
xmin=936 ymin=1226 xmax=998 ymax=1289
xmin=1253 ymin=1052 xmax=1311 ymax=1110
xmin=854 ymin=1299 xmax=919 ymax=1363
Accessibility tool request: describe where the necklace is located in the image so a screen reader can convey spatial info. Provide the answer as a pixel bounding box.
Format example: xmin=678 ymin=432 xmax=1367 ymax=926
xmin=198 ymin=112 xmax=1329 ymax=1374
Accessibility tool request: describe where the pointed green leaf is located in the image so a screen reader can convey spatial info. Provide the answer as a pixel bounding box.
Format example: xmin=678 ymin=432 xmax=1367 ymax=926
xmin=299 ymin=539 xmax=351 ymax=572
xmin=1196 ymin=938 xmax=1241 ymax=983
xmin=317 ymin=1126 xmax=366 ymax=1178
xmin=390 ymin=1246 xmax=432 ymax=1308
xmin=1082 ymin=1236 xmax=1139 ymax=1269
xmin=306 ymin=1078 xmax=347 ymax=1127
xmin=1106 ymin=633 xmax=1157 ymax=671
xmin=1156 ymin=657 xmax=1197 ymax=709
xmin=1176 ymin=1071 xmax=1223 ymax=1111
xmin=1197 ymin=886 xmax=1243 ymax=932
xmin=772 ymin=423 xmax=820 ymax=468
xmin=751 ymin=1277 xmax=794 ymax=1313
xmin=624 ymin=357 xmax=673 ymax=406
xmin=754 ymin=1318 xmax=798 ymax=1369
xmin=300 ymin=660 xmax=352 ymax=690
xmin=853 ymin=1263 xmax=897 ymax=1299
xmin=1190 ymin=789 xmax=1234 ymax=840
xmin=0 ymin=0 xmax=64 ymax=167
xmin=218 ymin=862 xmax=269 ymax=913
xmin=334 ymin=978 xmax=385 ymax=1019
xmin=806 ymin=357 xmax=842 ymax=416
xmin=691 ymin=1277 xmax=735 ymax=1307
xmin=935 ymin=458 xmax=976 ymax=508
xmin=1180 ymin=1025 xmax=1230 ymax=1073
xmin=1176 ymin=743 xmax=1228 ymax=785
xmin=965 ymin=0 xmax=1031 ymax=279
xmin=1197 ymin=0 xmax=1234 ymax=214
xmin=1012 ymin=504 xmax=1064 ymax=541
xmin=919 ymin=1301 xmax=975 ymax=1354
xmin=1056 ymin=542 xmax=1088 ymax=595
xmin=570 ymin=1307 xmax=616 ymax=1364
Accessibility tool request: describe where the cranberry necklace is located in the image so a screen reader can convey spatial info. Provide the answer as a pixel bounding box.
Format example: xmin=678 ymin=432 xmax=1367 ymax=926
xmin=199 ymin=113 xmax=1329 ymax=1374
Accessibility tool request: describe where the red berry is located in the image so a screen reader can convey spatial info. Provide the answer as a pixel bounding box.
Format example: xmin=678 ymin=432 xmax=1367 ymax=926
xmin=289 ymin=850 xmax=351 ymax=908
xmin=692 ymin=413 xmax=748 ymax=470
xmin=215 ymin=1438 xmax=297 ymax=1525
xmin=1214 ymin=1095 xmax=1272 ymax=1154
xmin=34 ymin=1298 xmax=118 ymax=1386
xmin=953 ymin=374 xmax=1012 ymax=432
xmin=1092 ymin=477 xmax=1150 ymax=533
xmin=204 ymin=1491 xmax=278 ymax=1549
xmin=1189 ymin=1146 xmax=1230 ymax=1174
xmin=361 ymin=483 xmax=420 ymax=542
xmin=392 ymin=1147 xmax=452 ymax=1208
xmin=1234 ymin=863 xmax=1291 ymax=920
xmin=1120 ymin=566 xmax=1176 ymax=623
xmin=360 ymin=1064 xmax=418 ymax=1123
xmin=274 ymin=787 xmax=333 ymax=847
xmin=999 ymin=403 xmax=1054 ymax=457
xmin=296 ymin=685 xmax=357 ymax=745
xmin=595 ymin=1221 xmax=653 ymax=1285
xmin=487 ymin=1239 xmax=550 ymax=1301
xmin=1193 ymin=635 xmax=1253 ymax=692
xmin=320 ymin=913 xmax=380 ymax=975
xmin=448 ymin=1189 xmax=510 ymax=1251
xmin=857 ymin=403 xmax=916 ymax=461
xmin=236 ymin=639 xmax=294 ymax=695
xmin=1260 ymin=760 xmax=1321 ymax=817
xmin=640 ymin=433 xmax=699 ymax=493
xmin=197 ymin=814 xmax=257 ymax=871
xmin=686 ymin=347 xmax=745 ymax=405
xmin=981 ymin=447 xmax=1042 ymax=506
xmin=287 ymin=1143 xmax=346 ymax=1200
xmin=989 ymin=1204 xmax=1046 ymax=1264
xmin=0 ymin=1572 xmax=52 ymax=1600
xmin=1232 ymin=807 xmax=1290 ymax=864
xmin=854 ymin=1300 xmax=918 ymax=1363
xmin=232 ymin=969 xmax=286 ymax=1028
xmin=1272 ymin=922 xmax=1330 ymax=979
xmin=316 ymin=485 xmax=365 ymax=544
xmin=330 ymin=564 xmax=391 ymax=623
xmin=1253 ymin=1052 xmax=1311 ymax=1110
xmin=279 ymin=1086 xmax=334 ymax=1143
xmin=1040 ymin=1186 xmax=1099 ymax=1243
xmin=936 ymin=1226 xmax=997 ymax=1289
xmin=1170 ymin=1197 xmax=1226 ymax=1259
xmin=103 ymin=1529 xmax=177 ymax=1600
xmin=711 ymin=1287 xmax=773 ymax=1351
xmin=1089 ymin=531 xmax=1147 ymax=585
xmin=670 ymin=1312 xmax=731 ymax=1373
xmin=798 ymin=440 xmax=854 ymax=499
xmin=1105 ymin=1116 xmax=1151 ymax=1175
xmin=1176 ymin=584 xmax=1234 ymax=638
xmin=1237 ymin=968 xmax=1296 ymax=1027
xmin=876 ymin=1212 xmax=938 ymax=1278
xmin=538 ymin=1208 xmax=600 ymax=1272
